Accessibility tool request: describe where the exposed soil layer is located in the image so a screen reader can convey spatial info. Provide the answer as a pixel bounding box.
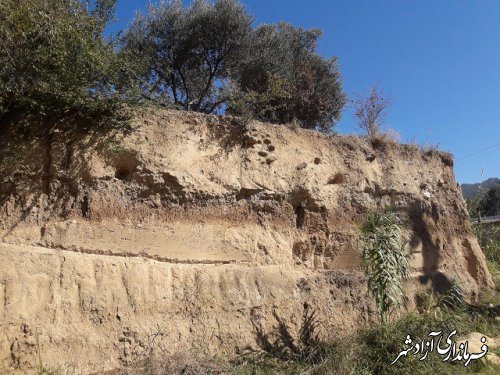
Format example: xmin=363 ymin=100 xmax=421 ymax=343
xmin=0 ymin=110 xmax=493 ymax=373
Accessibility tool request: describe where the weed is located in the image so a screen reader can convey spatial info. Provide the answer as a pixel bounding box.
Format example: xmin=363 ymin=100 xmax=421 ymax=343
xmin=107 ymin=140 xmax=133 ymax=154
xmin=360 ymin=211 xmax=410 ymax=324
xmin=474 ymin=224 xmax=500 ymax=264
xmin=420 ymin=142 xmax=441 ymax=155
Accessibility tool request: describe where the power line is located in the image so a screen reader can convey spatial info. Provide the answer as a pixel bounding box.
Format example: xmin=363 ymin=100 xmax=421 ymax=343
xmin=455 ymin=143 xmax=500 ymax=161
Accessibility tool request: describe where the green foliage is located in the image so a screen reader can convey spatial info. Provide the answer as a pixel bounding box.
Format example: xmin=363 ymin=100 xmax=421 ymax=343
xmin=467 ymin=183 xmax=500 ymax=264
xmin=0 ymin=0 xmax=122 ymax=123
xmin=480 ymin=187 xmax=500 ymax=217
xmin=228 ymin=72 xmax=293 ymax=124
xmin=467 ymin=185 xmax=500 ymax=219
xmin=467 ymin=202 xmax=481 ymax=222
xmin=122 ymin=1 xmax=346 ymax=131
xmin=229 ymin=22 xmax=346 ymax=131
xmin=322 ymin=310 xmax=499 ymax=375
xmin=1 ymin=0 xmax=347 ymax=132
xmin=415 ymin=281 xmax=466 ymax=319
xmin=473 ymin=224 xmax=500 ymax=264
xmin=121 ymin=0 xmax=253 ymax=113
xmin=360 ymin=211 xmax=410 ymax=324
xmin=433 ymin=281 xmax=466 ymax=311
xmin=231 ymin=309 xmax=500 ymax=375
xmin=467 ymin=185 xmax=488 ymax=220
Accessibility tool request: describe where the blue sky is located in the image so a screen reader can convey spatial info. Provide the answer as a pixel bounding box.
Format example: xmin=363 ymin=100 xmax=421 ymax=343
xmin=108 ymin=0 xmax=500 ymax=183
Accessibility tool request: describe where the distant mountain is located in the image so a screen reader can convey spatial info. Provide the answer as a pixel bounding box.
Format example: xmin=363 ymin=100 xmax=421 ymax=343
xmin=461 ymin=178 xmax=500 ymax=199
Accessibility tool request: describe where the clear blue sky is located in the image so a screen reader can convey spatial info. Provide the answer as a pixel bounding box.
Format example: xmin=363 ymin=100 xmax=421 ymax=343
xmin=108 ymin=0 xmax=500 ymax=183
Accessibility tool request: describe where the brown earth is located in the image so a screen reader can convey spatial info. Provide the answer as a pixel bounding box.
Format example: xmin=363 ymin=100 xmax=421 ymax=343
xmin=0 ymin=109 xmax=493 ymax=373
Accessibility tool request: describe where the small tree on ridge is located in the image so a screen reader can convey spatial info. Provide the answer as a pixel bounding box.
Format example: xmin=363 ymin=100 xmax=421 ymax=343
xmin=354 ymin=86 xmax=392 ymax=138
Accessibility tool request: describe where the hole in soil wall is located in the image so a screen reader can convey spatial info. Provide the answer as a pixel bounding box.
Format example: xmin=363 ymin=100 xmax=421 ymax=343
xmin=115 ymin=167 xmax=132 ymax=181
xmin=295 ymin=205 xmax=306 ymax=229
xmin=81 ymin=194 xmax=90 ymax=218
xmin=111 ymin=152 xmax=140 ymax=181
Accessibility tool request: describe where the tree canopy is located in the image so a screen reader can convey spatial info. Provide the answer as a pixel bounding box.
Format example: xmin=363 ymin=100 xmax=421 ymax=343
xmin=0 ymin=0 xmax=120 ymax=123
xmin=0 ymin=0 xmax=347 ymax=132
xmin=121 ymin=0 xmax=253 ymax=113
xmin=228 ymin=23 xmax=345 ymax=131
xmin=480 ymin=187 xmax=500 ymax=217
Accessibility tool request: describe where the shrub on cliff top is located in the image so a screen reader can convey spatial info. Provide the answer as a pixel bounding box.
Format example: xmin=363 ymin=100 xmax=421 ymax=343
xmin=354 ymin=86 xmax=392 ymax=139
xmin=228 ymin=22 xmax=346 ymax=131
xmin=1 ymin=0 xmax=347 ymax=132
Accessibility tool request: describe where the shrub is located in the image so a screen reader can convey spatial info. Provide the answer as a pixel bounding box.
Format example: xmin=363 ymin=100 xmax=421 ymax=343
xmin=228 ymin=72 xmax=294 ymax=125
xmin=229 ymin=22 xmax=346 ymax=131
xmin=360 ymin=211 xmax=410 ymax=324
xmin=354 ymin=86 xmax=392 ymax=139
xmin=479 ymin=187 xmax=500 ymax=217
xmin=473 ymin=224 xmax=500 ymax=264
xmin=231 ymin=308 xmax=500 ymax=375
xmin=0 ymin=0 xmax=121 ymax=124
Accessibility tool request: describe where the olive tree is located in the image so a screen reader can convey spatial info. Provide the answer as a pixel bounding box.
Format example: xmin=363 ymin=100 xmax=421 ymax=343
xmin=121 ymin=0 xmax=253 ymax=113
xmin=229 ymin=23 xmax=346 ymax=132
xmin=122 ymin=4 xmax=346 ymax=131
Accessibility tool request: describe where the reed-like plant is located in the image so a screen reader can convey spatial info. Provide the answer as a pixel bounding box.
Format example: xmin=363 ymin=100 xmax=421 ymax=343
xmin=360 ymin=211 xmax=410 ymax=324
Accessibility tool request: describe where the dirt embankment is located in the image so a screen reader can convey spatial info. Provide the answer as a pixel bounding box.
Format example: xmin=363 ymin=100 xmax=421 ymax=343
xmin=0 ymin=110 xmax=493 ymax=373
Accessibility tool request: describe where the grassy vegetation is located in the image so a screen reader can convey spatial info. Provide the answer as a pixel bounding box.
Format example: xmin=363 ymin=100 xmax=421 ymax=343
xmin=36 ymin=305 xmax=500 ymax=375
xmin=474 ymin=225 xmax=500 ymax=265
xmin=230 ymin=296 xmax=500 ymax=375
xmin=229 ymin=221 xmax=500 ymax=375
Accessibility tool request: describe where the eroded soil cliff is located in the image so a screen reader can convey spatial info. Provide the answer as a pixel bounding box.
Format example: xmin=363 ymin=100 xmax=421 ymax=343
xmin=0 ymin=110 xmax=493 ymax=373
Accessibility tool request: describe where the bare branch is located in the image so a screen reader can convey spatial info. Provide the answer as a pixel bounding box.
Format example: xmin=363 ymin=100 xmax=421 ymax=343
xmin=354 ymin=86 xmax=392 ymax=138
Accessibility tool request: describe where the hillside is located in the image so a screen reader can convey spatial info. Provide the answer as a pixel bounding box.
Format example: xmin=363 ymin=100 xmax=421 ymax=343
xmin=461 ymin=177 xmax=500 ymax=199
xmin=0 ymin=110 xmax=493 ymax=374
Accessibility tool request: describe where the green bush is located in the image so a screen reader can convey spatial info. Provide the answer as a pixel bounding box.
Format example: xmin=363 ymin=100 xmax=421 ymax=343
xmin=0 ymin=0 xmax=120 ymax=123
xmin=231 ymin=308 xmax=500 ymax=375
xmin=474 ymin=224 xmax=500 ymax=264
xmin=229 ymin=22 xmax=346 ymax=131
xmin=360 ymin=211 xmax=410 ymax=324
xmin=480 ymin=187 xmax=500 ymax=217
xmin=1 ymin=0 xmax=347 ymax=132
